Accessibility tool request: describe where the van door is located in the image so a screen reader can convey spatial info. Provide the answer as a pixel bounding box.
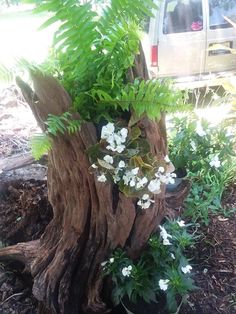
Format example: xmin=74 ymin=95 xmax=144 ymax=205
xmin=205 ymin=0 xmax=236 ymax=74
xmin=156 ymin=0 xmax=206 ymax=78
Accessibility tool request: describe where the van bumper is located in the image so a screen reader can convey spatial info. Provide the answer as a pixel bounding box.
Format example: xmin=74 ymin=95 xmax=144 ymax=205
xmin=149 ymin=70 xmax=236 ymax=90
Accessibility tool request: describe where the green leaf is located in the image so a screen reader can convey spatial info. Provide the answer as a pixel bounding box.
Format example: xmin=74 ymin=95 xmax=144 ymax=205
xmin=30 ymin=134 xmax=52 ymax=160
xmin=131 ymin=126 xmax=141 ymax=140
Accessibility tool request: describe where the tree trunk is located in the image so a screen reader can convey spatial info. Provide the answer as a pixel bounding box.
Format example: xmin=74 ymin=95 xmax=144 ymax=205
xmin=14 ymin=72 xmax=168 ymax=314
xmin=0 ymin=48 xmax=182 ymax=313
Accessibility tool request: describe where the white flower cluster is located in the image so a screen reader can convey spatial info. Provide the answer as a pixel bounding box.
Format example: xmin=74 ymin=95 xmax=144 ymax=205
xmin=101 ymin=122 xmax=128 ymax=153
xmin=94 ymin=124 xmax=176 ymax=210
xmin=209 ymin=155 xmax=221 ymax=168
xmin=122 ymin=265 xmax=132 ymax=277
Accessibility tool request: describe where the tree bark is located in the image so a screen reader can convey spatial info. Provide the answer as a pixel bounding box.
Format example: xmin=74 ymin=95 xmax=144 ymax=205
xmin=0 ymin=48 xmax=182 ymax=313
xmin=15 ymin=72 xmax=168 ymax=314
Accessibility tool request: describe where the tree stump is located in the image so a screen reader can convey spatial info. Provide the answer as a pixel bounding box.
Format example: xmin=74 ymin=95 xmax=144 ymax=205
xmin=0 ymin=51 xmax=189 ymax=313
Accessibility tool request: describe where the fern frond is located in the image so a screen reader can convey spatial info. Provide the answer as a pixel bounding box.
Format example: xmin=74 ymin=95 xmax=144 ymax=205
xmin=34 ymin=0 xmax=98 ymax=87
xmin=46 ymin=112 xmax=81 ymax=136
xmin=90 ymin=79 xmax=187 ymax=120
xmin=30 ymin=134 xmax=52 ymax=160
xmin=99 ymin=0 xmax=156 ymax=32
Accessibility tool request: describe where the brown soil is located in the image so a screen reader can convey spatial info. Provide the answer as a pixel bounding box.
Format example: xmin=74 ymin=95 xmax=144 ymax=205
xmin=181 ymin=184 xmax=236 ymax=314
xmin=0 ymin=180 xmax=53 ymax=246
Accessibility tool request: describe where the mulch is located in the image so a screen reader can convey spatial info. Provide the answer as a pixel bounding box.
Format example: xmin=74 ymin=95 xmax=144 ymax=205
xmin=0 ymin=180 xmax=53 ymax=246
xmin=180 ymin=184 xmax=236 ymax=314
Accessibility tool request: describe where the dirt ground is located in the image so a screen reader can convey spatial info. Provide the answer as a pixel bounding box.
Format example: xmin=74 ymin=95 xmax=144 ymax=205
xmin=0 ymin=87 xmax=235 ymax=313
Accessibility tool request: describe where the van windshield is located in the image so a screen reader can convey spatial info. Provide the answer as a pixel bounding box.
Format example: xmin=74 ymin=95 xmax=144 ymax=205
xmin=209 ymin=0 xmax=236 ymax=29
xmin=163 ymin=0 xmax=203 ymax=34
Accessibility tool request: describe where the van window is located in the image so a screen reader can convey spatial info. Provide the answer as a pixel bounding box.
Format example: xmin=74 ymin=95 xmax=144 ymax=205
xmin=209 ymin=0 xmax=236 ymax=29
xmin=163 ymin=0 xmax=203 ymax=34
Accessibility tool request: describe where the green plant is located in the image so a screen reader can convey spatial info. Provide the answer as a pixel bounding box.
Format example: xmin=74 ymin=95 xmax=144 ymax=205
xmin=28 ymin=0 xmax=188 ymax=124
xmin=30 ymin=111 xmax=81 ymax=159
xmin=102 ymin=219 xmax=198 ymax=313
xmin=30 ymin=134 xmax=52 ymax=160
xmin=168 ymin=113 xmax=236 ymax=224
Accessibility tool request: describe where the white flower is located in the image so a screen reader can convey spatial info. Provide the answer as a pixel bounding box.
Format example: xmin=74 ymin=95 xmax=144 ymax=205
xmin=159 ymin=174 xmax=168 ymax=184
xmin=164 ymin=155 xmax=170 ymax=163
xmin=91 ymin=164 xmax=98 ymax=169
xmin=142 ymin=194 xmax=150 ymax=200
xmin=177 ymin=220 xmax=185 ymax=227
xmin=148 ymin=179 xmax=161 ymax=194
xmin=131 ymin=167 xmax=139 ymax=175
xmin=113 ymin=174 xmax=121 ymax=183
xmin=109 ymin=257 xmax=114 ymax=263
xmin=129 ymin=179 xmax=136 ymax=187
xmin=97 ymin=174 xmax=107 ymax=182
xmin=122 ymin=265 xmax=132 ymax=277
xmin=168 ymin=176 xmax=175 ymax=184
xmin=101 ymin=123 xmax=127 ymax=153
xmin=106 ymin=145 xmax=116 ymax=152
xmin=181 ymin=265 xmax=192 ymax=274
xmin=101 ymin=123 xmax=115 ymax=139
xmin=162 ymin=173 xmax=176 ymax=185
xmin=160 ymin=226 xmax=171 ymax=238
xmin=101 ymin=261 xmax=108 ymax=267
xmin=137 ymin=194 xmax=154 ymax=209
xmin=170 ymin=253 xmax=175 ymax=260
xmin=136 ymin=177 xmax=148 ymax=189
xmin=196 ymin=122 xmax=206 ymax=137
xmin=159 ymin=279 xmax=170 ymax=291
xmin=103 ymin=155 xmax=114 ymax=164
xmin=114 ymin=133 xmax=123 ymax=145
xmin=116 ymin=145 xmax=125 ymax=153
xmin=160 ymin=225 xmax=172 ymax=245
xmin=118 ymin=160 xmax=126 ymax=168
xmin=119 ymin=128 xmax=128 ymax=142
xmin=158 ymin=166 xmax=165 ymax=173
xmin=163 ymin=238 xmax=171 ymax=245
xmin=209 ymin=155 xmax=221 ymax=168
xmin=123 ymin=168 xmax=139 ymax=187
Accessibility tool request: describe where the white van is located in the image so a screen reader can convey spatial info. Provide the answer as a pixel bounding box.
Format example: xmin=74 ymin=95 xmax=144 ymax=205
xmin=145 ymin=0 xmax=236 ymax=89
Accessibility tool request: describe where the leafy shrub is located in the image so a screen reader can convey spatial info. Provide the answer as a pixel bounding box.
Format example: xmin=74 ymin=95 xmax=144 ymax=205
xmin=102 ymin=219 xmax=197 ymax=313
xmin=168 ymin=113 xmax=236 ymax=224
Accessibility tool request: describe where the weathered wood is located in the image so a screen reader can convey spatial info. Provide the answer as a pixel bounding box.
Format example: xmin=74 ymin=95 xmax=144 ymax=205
xmin=15 ymin=71 xmax=169 ymax=313
xmin=0 ymin=46 xmax=189 ymax=314
xmin=0 ymin=240 xmax=39 ymax=270
xmin=0 ymin=152 xmax=47 ymax=173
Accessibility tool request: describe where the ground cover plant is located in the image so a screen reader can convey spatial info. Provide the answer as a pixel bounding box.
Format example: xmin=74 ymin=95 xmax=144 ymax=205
xmin=103 ymin=219 xmax=197 ymax=313
xmin=168 ymin=112 xmax=236 ymax=224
